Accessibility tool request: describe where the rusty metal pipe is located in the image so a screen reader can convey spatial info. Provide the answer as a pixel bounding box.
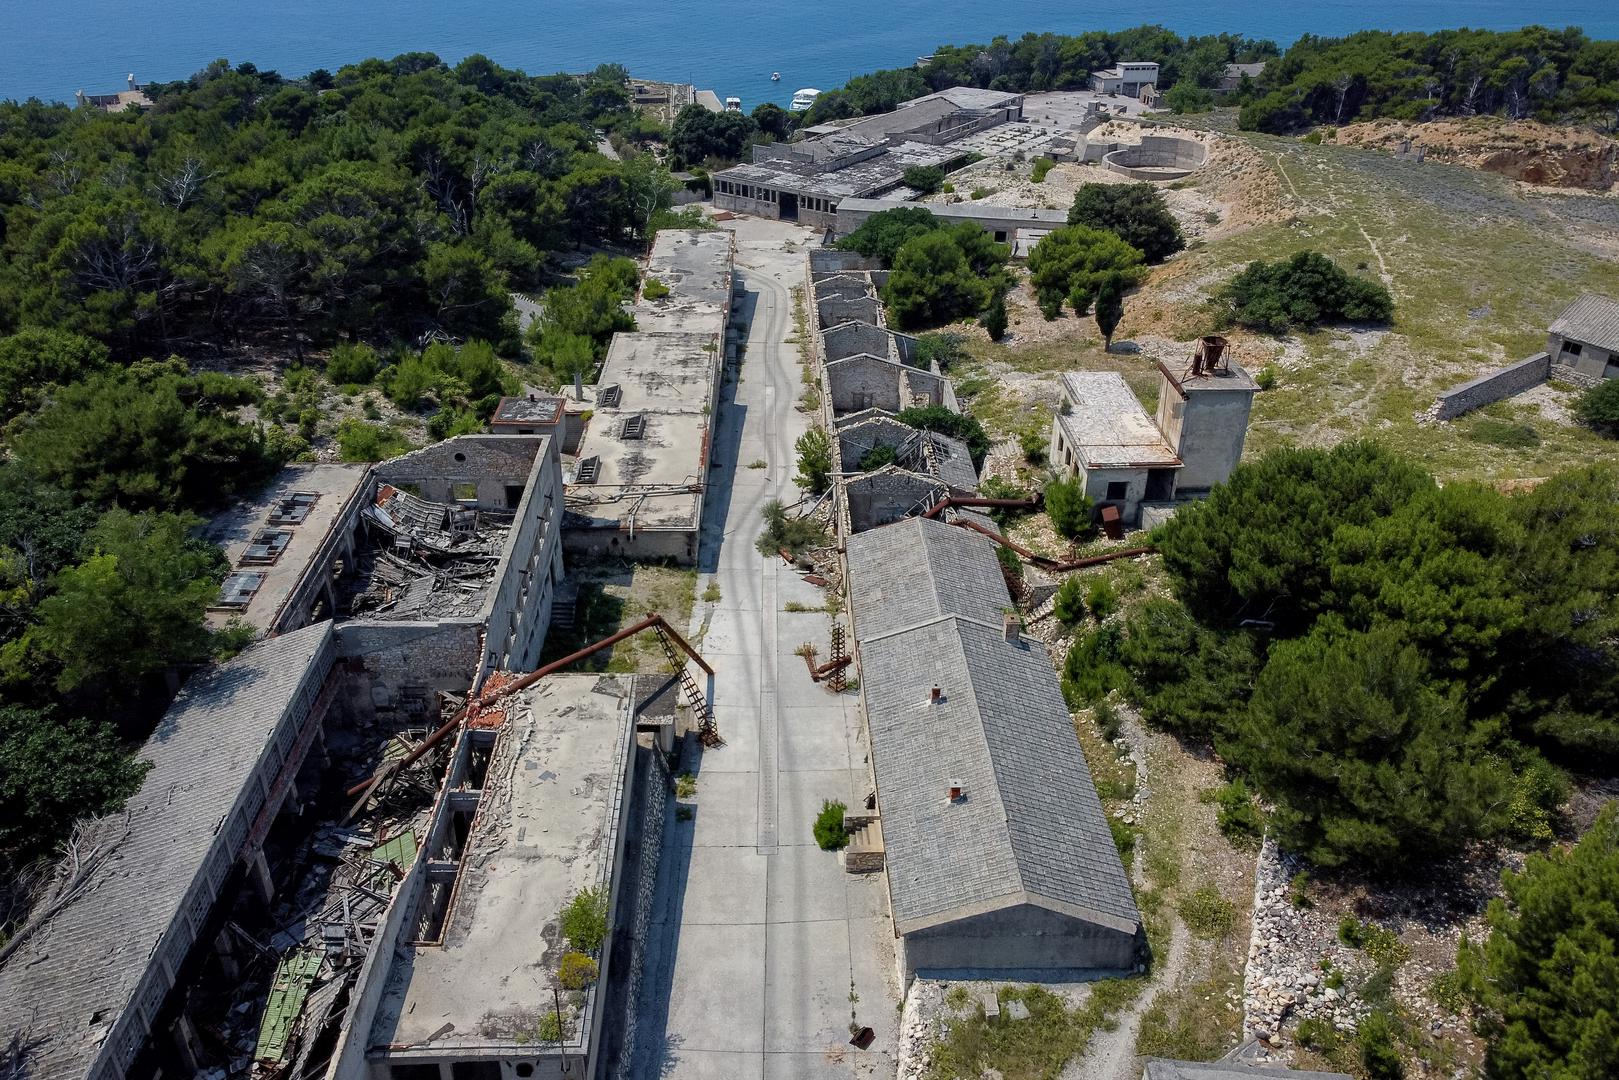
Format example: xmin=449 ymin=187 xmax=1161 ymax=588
xmin=343 ymin=612 xmax=711 ymax=799
xmin=922 ymin=495 xmax=1042 ymax=519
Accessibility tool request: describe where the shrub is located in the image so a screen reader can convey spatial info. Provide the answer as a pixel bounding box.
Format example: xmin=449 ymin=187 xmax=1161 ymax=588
xmin=559 ymin=887 xmax=609 ymax=954
xmin=1044 ymin=476 xmax=1094 ymax=538
xmin=1028 ymin=225 xmax=1146 ymax=319
xmin=1254 ymin=365 xmax=1278 ymax=391
xmin=913 ymin=331 xmax=969 ymax=372
xmin=326 ymin=342 xmax=381 ymax=385
xmin=814 ymin=799 xmax=849 ymax=850
xmin=535 ymin=1010 xmax=564 ymax=1043
xmin=794 ymin=426 xmax=833 ymax=494
xmin=336 ymin=419 xmax=413 ymax=462
xmin=1214 ymin=779 xmax=1265 ymax=847
xmin=902 ymin=165 xmax=946 ymax=194
xmin=1062 ymin=625 xmax=1127 ymax=705
xmin=1338 ymin=915 xmax=1367 ymax=948
xmin=1218 ymin=251 xmax=1394 ymax=332
xmin=1295 ymin=1017 xmax=1340 ymax=1051
xmin=970 ymin=186 xmax=992 ymax=200
xmin=1358 ymin=1012 xmax=1405 ymax=1080
xmin=1085 ymin=578 xmax=1118 ymax=621
xmin=1030 ymin=157 xmax=1056 ymax=183
xmin=642 ymin=277 xmax=670 ymax=300
xmin=895 ymin=405 xmax=991 ymax=468
xmin=1574 ymin=379 xmax=1619 ymax=436
xmin=558 ymin=951 xmax=599 ymax=990
xmin=981 ymin=292 xmax=1008 ymax=341
xmin=1302 ymin=130 xmax=1324 ymax=145
xmin=755 ymin=499 xmax=828 ymax=558
xmin=1467 ymin=418 xmax=1541 ymax=448
xmin=1163 ymin=81 xmax=1215 ymax=114
xmin=1178 ymin=886 xmax=1236 ymax=939
xmin=1019 ymin=427 xmax=1047 ymax=464
xmin=1053 ymin=577 xmax=1087 ymax=624
xmin=1093 ymin=696 xmax=1122 ymax=741
xmin=1289 ymin=870 xmax=1313 ymax=909
xmin=858 ymin=444 xmax=896 ymax=471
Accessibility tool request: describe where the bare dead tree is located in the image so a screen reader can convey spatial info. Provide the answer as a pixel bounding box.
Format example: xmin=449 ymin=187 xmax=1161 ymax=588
xmin=153 ymin=156 xmax=217 ymax=211
xmin=0 ymin=818 xmax=127 ymax=970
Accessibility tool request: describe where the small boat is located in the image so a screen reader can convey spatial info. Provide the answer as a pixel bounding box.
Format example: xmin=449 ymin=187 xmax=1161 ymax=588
xmin=771 ymin=72 xmax=781 ymax=81
xmin=790 ymin=87 xmax=820 ymax=112
xmin=724 ymin=96 xmax=742 ymax=112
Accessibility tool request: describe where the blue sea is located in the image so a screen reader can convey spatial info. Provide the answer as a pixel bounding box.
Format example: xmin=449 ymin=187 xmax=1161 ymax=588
xmin=3 ymin=1 xmax=1617 ymax=109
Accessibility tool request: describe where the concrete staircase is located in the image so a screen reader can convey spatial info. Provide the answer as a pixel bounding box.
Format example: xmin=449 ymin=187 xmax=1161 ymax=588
xmin=843 ymin=815 xmax=884 ymax=874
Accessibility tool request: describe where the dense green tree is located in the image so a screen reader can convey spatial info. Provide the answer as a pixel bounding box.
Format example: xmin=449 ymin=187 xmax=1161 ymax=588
xmin=1155 ymin=440 xmax=1433 ymax=632
xmin=901 ymin=166 xmax=946 ymax=195
xmin=1219 ymin=251 xmax=1394 ymax=332
xmin=17 ymin=509 xmax=225 ymax=693
xmin=835 ymin=207 xmax=946 ymax=266
xmin=1230 ymin=623 xmax=1521 ymax=868
xmin=0 ymin=705 xmax=150 ymax=865
xmin=9 ymin=359 xmax=273 ymax=511
xmin=1121 ymin=598 xmax=1264 ymax=740
xmin=1458 ymin=803 xmax=1619 ymax=1080
xmin=0 ymin=329 xmax=110 ymax=422
xmin=981 ymin=292 xmax=1008 ymax=342
xmin=1573 ymin=379 xmax=1619 ymax=436
xmin=1026 ymin=226 xmax=1146 ymax=319
xmin=750 ymin=102 xmax=799 ymax=141
xmin=668 ymin=106 xmax=756 ymax=167
xmin=882 ymin=231 xmax=991 ymax=331
xmin=1163 ymin=81 xmax=1215 ymax=113
xmin=1095 ymin=281 xmax=1125 ymax=350
xmin=1067 ymin=183 xmax=1185 ymax=264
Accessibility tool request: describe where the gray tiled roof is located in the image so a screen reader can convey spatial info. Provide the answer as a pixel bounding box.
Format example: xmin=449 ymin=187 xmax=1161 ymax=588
xmin=0 ymin=622 xmax=335 ymax=1080
xmin=1550 ymin=293 xmax=1619 ymax=354
xmin=847 ymin=518 xmax=1139 ymax=936
xmin=845 ymin=517 xmax=1008 ymax=640
xmin=921 ymin=431 xmax=979 ymax=492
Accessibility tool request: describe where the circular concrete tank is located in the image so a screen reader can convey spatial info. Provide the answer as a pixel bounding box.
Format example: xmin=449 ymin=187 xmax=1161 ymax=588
xmin=1103 ymin=135 xmax=1207 ymax=180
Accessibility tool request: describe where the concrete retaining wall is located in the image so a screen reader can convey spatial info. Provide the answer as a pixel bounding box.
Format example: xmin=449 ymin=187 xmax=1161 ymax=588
xmin=1102 ymin=135 xmax=1206 ymax=180
xmin=1432 ymin=352 xmax=1551 ymax=420
xmin=609 ymin=749 xmax=668 ymax=1080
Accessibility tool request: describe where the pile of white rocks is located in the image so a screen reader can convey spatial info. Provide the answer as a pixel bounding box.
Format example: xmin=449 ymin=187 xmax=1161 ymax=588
xmin=1243 ymin=838 xmax=1370 ymax=1054
xmin=894 ymin=979 xmax=947 ymax=1080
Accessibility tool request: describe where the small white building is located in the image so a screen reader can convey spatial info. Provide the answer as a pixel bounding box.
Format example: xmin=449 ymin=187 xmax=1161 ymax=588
xmin=1049 ymin=338 xmax=1256 ymax=526
xmin=1089 ymin=61 xmax=1161 ymax=96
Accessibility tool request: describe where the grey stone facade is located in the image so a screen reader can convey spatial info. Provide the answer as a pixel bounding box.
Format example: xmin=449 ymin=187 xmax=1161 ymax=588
xmin=1431 ymin=353 xmax=1553 ymax=420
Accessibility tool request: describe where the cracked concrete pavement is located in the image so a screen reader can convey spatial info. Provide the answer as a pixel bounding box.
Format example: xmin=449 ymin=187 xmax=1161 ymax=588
xmin=633 ymin=215 xmax=900 ymax=1080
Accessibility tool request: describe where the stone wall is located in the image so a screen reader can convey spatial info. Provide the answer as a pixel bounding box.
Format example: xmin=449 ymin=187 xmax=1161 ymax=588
xmin=824 ymin=321 xmax=894 ymax=362
xmin=375 ymin=434 xmax=549 ymax=508
xmin=827 ymin=354 xmax=907 ymax=414
xmin=610 ymin=748 xmax=668 ymax=1080
xmin=479 ymin=446 xmax=565 ymax=673
xmin=1431 ymin=352 xmax=1551 ymax=420
xmin=333 ymin=620 xmax=483 ymax=722
xmin=845 ymin=470 xmax=946 ymax=533
xmin=819 ymin=296 xmax=881 ymax=329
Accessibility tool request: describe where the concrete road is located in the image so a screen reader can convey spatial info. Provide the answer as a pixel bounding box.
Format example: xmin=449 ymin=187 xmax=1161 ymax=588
xmin=633 ymin=216 xmax=899 ymax=1080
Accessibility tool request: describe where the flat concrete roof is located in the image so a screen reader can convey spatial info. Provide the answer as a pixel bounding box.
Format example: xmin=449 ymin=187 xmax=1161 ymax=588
xmin=492 ymin=395 xmax=565 ymax=425
xmin=370 ymin=674 xmax=633 ymax=1054
xmin=568 ymin=230 xmax=730 ymax=533
xmin=717 ymin=139 xmax=962 ymax=201
xmin=202 ymin=464 xmax=370 ymax=631
xmin=1058 ymin=371 xmax=1181 ymax=470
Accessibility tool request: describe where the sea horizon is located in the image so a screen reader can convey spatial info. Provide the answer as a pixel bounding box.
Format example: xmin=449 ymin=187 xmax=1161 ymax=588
xmin=3 ymin=0 xmax=1618 ymax=110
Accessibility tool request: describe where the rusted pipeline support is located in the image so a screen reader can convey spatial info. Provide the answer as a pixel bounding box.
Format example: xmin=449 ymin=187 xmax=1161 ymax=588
xmin=811 ymin=656 xmax=852 ymax=682
xmin=922 ymin=495 xmax=1042 ymax=519
xmin=1043 ymin=546 xmax=1156 ymax=572
xmin=343 ymin=612 xmax=711 ymax=799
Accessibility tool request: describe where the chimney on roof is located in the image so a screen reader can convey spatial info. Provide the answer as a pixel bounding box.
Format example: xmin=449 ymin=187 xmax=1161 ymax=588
xmin=929 ymin=685 xmax=942 ymax=705
xmin=1003 ymin=612 xmax=1019 ymax=644
xmin=947 ymin=779 xmax=963 ymax=802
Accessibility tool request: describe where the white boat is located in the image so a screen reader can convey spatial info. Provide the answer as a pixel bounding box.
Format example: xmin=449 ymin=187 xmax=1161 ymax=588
xmin=724 ymin=96 xmax=742 ymax=112
xmin=771 ymin=72 xmax=781 ymax=81
xmin=789 ymin=88 xmax=820 ymax=112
